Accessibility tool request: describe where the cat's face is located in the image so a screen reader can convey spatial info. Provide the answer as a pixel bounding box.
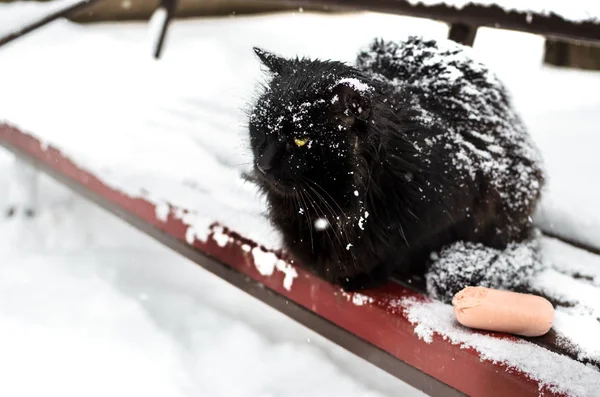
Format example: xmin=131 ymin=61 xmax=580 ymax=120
xmin=248 ymin=48 xmax=372 ymax=198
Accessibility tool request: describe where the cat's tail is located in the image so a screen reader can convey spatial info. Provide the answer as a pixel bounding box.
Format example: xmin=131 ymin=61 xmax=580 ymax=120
xmin=426 ymin=231 xmax=545 ymax=303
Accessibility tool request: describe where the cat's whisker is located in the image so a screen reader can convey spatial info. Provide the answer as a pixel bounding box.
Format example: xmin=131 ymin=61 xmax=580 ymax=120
xmin=291 ymin=189 xmax=303 ymax=242
xmin=300 ymin=176 xmax=346 ymax=217
xmin=398 ymin=222 xmax=410 ymax=248
xmin=302 ymin=186 xmax=340 ymax=249
xmin=300 ymin=178 xmax=358 ymax=265
xmin=302 ymin=182 xmax=350 ymax=247
xmin=300 ymin=181 xmax=356 ymax=270
xmin=295 ymin=187 xmax=315 ymax=252
xmin=302 ymin=182 xmax=339 ymax=222
xmin=299 ymin=188 xmax=333 ymax=255
xmin=297 ymin=183 xmax=341 ymax=265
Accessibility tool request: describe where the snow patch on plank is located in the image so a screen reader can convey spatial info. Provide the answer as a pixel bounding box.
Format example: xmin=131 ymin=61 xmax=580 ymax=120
xmin=184 ymin=220 xmax=210 ymax=245
xmin=211 ymin=225 xmax=230 ymax=248
xmin=536 ymin=197 xmax=600 ymax=254
xmin=530 ymin=269 xmax=600 ymax=320
xmin=278 ymin=261 xmax=298 ymax=291
xmin=553 ymin=308 xmax=600 ymax=365
xmin=251 ymin=247 xmax=298 ymax=291
xmin=401 ymin=298 xmax=600 ymax=397
xmin=542 ymin=237 xmax=600 ymax=287
xmin=341 ymin=291 xmax=374 ymax=306
xmin=251 ymin=247 xmax=278 ymax=276
xmin=155 ymin=201 xmax=170 ymax=222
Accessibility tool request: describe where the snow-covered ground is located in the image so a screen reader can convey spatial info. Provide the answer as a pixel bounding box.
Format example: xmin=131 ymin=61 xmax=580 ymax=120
xmin=0 ymin=150 xmax=419 ymax=397
xmin=1 ymin=4 xmax=600 ymax=397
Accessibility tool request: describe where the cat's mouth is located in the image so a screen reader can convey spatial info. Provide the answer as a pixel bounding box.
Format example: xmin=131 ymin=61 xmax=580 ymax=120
xmin=269 ymin=181 xmax=294 ymax=196
xmin=253 ymin=169 xmax=296 ymax=197
xmin=263 ymin=178 xmax=296 ymax=196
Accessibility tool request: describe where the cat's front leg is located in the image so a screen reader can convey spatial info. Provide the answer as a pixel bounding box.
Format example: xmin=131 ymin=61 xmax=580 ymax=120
xmin=425 ymin=237 xmax=544 ymax=303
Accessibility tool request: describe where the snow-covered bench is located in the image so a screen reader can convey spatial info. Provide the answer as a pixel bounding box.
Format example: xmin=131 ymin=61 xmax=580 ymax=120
xmin=3 ymin=122 xmax=599 ymax=396
xmin=1 ymin=2 xmax=599 ymax=396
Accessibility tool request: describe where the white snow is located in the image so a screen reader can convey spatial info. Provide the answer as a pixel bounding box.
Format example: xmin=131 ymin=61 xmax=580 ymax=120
xmin=541 ymin=237 xmax=600 ymax=287
xmin=314 ymin=218 xmax=330 ymax=231
xmin=342 ymin=291 xmax=375 ymax=306
xmin=251 ymin=247 xmax=279 ymax=276
xmin=336 ymin=77 xmax=373 ymax=93
xmin=0 ymin=152 xmax=420 ymax=397
xmin=155 ymin=201 xmax=170 ymax=222
xmin=211 ymin=225 xmax=230 ymax=247
xmin=0 ymin=7 xmax=600 ymax=396
xmin=527 ymin=243 xmax=600 ymax=366
xmin=402 ymin=297 xmax=600 ymax=397
xmin=553 ymin=308 xmax=600 ymax=364
xmin=530 ymin=268 xmax=600 ymax=325
xmin=249 ymin=246 xmax=299 ymax=291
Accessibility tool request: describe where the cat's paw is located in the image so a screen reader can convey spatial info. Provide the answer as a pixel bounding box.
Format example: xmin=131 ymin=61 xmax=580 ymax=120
xmin=425 ymin=239 xmax=544 ymax=303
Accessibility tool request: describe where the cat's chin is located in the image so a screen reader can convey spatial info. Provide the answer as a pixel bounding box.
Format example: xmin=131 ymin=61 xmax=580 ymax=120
xmin=264 ymin=181 xmax=296 ymax=197
xmin=253 ymin=173 xmax=297 ymax=197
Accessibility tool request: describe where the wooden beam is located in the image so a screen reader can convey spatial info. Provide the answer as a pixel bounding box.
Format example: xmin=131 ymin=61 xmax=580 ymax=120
xmin=276 ymin=0 xmax=600 ymax=44
xmin=153 ymin=0 xmax=177 ymax=59
xmin=448 ymin=23 xmax=478 ymax=46
xmin=544 ymin=38 xmax=600 ymax=70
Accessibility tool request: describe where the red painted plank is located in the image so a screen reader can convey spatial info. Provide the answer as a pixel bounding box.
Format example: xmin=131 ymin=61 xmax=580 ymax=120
xmin=0 ymin=123 xmax=562 ymax=397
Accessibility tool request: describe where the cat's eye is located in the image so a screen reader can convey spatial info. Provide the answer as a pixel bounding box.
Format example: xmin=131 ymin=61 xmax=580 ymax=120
xmin=294 ymin=137 xmax=310 ymax=147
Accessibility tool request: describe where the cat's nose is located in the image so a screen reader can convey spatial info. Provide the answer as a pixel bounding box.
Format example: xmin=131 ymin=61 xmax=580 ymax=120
xmin=256 ymin=163 xmax=267 ymax=175
xmin=256 ymin=160 xmax=271 ymax=176
xmin=256 ymin=146 xmax=275 ymax=176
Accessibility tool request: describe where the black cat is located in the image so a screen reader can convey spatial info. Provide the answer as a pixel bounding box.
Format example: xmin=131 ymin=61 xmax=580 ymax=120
xmin=246 ymin=36 xmax=544 ymax=295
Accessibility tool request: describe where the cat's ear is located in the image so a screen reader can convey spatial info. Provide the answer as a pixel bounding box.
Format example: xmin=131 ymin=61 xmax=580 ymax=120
xmin=332 ymin=80 xmax=372 ymax=126
xmin=253 ymin=47 xmax=290 ymax=75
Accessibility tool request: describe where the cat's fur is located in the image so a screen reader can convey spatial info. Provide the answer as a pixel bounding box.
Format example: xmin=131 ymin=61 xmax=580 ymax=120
xmin=247 ymin=37 xmax=544 ymax=293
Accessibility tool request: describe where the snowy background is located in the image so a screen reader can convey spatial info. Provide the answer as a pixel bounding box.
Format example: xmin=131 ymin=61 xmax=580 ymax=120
xmin=1 ymin=3 xmax=600 ymax=397
xmin=0 ymin=150 xmax=413 ymax=397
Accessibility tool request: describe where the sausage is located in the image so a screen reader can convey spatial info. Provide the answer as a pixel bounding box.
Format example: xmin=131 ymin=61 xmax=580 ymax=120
xmin=452 ymin=286 xmax=554 ymax=337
